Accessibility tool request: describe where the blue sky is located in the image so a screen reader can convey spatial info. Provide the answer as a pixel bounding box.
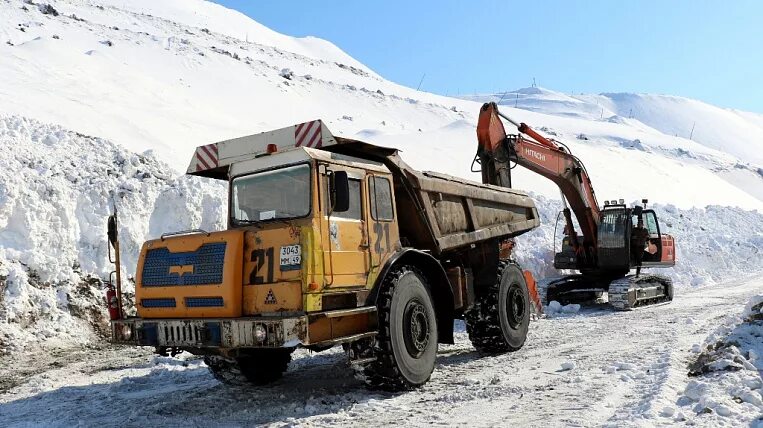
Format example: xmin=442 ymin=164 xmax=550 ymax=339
xmin=214 ymin=1 xmax=763 ymax=113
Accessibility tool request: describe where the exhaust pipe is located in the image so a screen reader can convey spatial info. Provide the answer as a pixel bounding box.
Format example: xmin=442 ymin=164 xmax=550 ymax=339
xmin=106 ymin=199 xmax=124 ymax=320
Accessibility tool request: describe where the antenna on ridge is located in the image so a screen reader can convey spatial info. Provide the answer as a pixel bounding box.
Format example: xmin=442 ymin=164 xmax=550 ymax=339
xmin=497 ymin=90 xmax=510 ymax=104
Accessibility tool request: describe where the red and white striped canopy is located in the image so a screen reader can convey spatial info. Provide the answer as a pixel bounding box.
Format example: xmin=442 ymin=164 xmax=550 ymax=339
xmin=188 ymin=119 xmax=338 ymax=177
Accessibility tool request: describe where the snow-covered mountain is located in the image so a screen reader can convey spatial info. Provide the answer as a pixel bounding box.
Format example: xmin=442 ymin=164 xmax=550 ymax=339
xmin=4 ymin=0 xmax=763 ymax=209
xmin=461 ymin=87 xmax=763 ymax=164
xmin=461 ymin=87 xmax=763 ymax=204
xmin=1 ymin=0 xmax=762 ymax=351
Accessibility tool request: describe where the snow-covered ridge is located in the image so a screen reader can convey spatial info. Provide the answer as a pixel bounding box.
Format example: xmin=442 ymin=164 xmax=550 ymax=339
xmin=3 ymin=1 xmax=761 ymax=211
xmin=461 ymin=87 xmax=763 ymax=166
xmin=0 ymin=0 xmax=466 ymax=172
xmin=461 ymin=87 xmax=763 ymax=205
xmin=92 ymin=0 xmax=370 ymax=71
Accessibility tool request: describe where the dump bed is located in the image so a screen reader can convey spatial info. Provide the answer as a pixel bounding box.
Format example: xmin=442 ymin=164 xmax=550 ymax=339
xmin=188 ymin=119 xmax=539 ymax=255
xmin=397 ymin=167 xmax=539 ymax=254
xmin=325 ymin=142 xmax=540 ymax=256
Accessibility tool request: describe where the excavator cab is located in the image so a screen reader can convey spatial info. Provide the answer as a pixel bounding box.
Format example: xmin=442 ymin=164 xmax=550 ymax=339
xmin=595 ymin=204 xmax=676 ymax=272
xmin=637 ymin=209 xmax=676 ymax=267
xmin=595 ymin=204 xmax=632 ymax=273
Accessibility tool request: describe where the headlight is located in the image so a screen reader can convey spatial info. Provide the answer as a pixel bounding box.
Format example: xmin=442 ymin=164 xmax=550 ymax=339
xmin=121 ymin=324 xmax=132 ymax=340
xmin=254 ymin=324 xmax=267 ymax=342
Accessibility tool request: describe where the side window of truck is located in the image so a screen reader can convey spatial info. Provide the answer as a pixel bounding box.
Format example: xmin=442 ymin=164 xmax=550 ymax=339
xmin=370 ymin=176 xmax=394 ymax=221
xmin=323 ymin=175 xmax=362 ymax=220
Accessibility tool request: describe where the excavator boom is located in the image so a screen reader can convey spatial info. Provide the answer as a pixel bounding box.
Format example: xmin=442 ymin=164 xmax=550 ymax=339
xmin=477 ymin=102 xmax=600 ymax=260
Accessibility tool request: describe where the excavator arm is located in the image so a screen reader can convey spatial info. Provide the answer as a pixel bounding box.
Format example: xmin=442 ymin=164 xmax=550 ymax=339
xmin=476 ymin=102 xmax=600 ymax=261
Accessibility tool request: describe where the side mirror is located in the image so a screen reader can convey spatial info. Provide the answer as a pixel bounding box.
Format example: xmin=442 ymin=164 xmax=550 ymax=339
xmin=330 ymin=170 xmax=350 ymax=213
xmin=633 ymin=205 xmax=643 ymax=216
xmin=107 ymin=215 xmax=118 ymax=246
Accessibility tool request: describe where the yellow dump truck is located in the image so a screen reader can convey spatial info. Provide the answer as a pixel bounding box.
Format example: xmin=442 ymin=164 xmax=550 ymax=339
xmin=108 ymin=120 xmax=540 ymax=390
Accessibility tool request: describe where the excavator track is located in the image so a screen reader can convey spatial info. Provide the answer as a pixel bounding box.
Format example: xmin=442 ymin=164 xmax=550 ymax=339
xmin=539 ymin=274 xmax=673 ymax=311
xmin=607 ymin=274 xmax=673 ymax=310
xmin=539 ymin=275 xmax=606 ymax=307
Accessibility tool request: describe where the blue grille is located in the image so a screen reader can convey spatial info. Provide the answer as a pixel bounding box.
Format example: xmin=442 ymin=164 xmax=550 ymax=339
xmin=142 ymin=242 xmax=226 ymax=287
xmin=141 ymin=298 xmax=177 ymax=308
xmin=185 ymin=297 xmax=224 ymax=308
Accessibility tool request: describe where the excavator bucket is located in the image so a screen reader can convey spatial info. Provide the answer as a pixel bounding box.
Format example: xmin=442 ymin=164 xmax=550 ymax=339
xmin=523 ymin=270 xmax=544 ymax=318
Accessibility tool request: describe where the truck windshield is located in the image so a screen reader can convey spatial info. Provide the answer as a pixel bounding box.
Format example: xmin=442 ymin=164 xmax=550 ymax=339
xmin=231 ymin=164 xmax=311 ymax=224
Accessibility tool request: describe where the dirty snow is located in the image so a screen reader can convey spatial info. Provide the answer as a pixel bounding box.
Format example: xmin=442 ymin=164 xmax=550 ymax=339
xmin=678 ymin=293 xmax=763 ymax=426
xmin=3 ymin=277 xmax=763 ymax=427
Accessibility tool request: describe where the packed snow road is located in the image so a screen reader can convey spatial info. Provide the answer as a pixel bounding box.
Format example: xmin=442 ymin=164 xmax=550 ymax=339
xmin=2 ymin=276 xmax=762 ymax=427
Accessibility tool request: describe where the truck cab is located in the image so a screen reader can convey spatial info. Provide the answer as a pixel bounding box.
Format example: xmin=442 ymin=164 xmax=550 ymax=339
xmin=116 ymin=144 xmax=399 ymax=351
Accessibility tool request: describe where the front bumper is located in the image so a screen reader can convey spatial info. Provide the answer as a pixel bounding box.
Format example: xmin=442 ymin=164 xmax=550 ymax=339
xmin=111 ymin=316 xmax=307 ymax=349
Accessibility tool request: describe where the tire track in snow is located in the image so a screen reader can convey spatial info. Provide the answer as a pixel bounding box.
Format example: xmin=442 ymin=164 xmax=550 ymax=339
xmin=2 ymin=278 xmax=762 ymax=427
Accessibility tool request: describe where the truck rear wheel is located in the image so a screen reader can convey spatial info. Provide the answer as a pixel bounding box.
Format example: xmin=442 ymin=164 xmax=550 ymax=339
xmin=465 ymin=261 xmax=530 ymax=353
xmin=365 ymin=266 xmax=438 ymax=390
xmin=204 ymin=348 xmax=293 ymax=385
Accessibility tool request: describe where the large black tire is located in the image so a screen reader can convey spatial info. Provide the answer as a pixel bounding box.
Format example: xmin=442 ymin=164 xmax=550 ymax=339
xmin=205 ymin=348 xmax=293 ymax=386
xmin=365 ymin=266 xmax=438 ymax=391
xmin=238 ymin=349 xmax=293 ymax=384
xmin=465 ymin=261 xmax=530 ymax=354
xmin=204 ymin=355 xmax=245 ymax=385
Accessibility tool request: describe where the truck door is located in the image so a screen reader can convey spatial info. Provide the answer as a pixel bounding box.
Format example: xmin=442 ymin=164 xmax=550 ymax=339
xmin=367 ymin=175 xmax=400 ymax=274
xmin=320 ymin=168 xmax=370 ymax=288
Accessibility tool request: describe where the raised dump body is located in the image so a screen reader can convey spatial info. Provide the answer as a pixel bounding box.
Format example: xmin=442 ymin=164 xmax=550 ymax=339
xmin=110 ymin=119 xmax=540 ymax=390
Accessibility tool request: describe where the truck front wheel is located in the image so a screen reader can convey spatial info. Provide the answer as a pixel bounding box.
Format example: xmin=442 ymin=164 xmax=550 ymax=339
xmin=465 ymin=261 xmax=530 ymax=353
xmin=205 ymin=348 xmax=293 ymax=385
xmin=365 ymin=266 xmax=438 ymax=390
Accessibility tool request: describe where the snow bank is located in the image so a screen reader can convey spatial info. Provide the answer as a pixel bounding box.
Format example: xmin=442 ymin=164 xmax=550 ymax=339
xmin=0 ymin=115 xmax=225 ymax=352
xmin=679 ymin=294 xmax=763 ymax=426
xmin=512 ymin=194 xmax=763 ymax=288
xmin=644 ymin=204 xmax=763 ymax=287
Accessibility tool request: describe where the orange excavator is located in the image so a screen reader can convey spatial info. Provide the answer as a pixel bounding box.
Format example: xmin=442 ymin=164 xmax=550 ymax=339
xmin=475 ymin=102 xmax=676 ymax=309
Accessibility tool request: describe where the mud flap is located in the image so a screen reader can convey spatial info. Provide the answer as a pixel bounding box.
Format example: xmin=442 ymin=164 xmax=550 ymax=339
xmin=523 ymin=270 xmax=544 ymax=319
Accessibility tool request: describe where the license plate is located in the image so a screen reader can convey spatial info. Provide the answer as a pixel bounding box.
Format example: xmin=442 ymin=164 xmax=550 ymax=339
xmin=280 ymin=245 xmax=301 ymax=270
